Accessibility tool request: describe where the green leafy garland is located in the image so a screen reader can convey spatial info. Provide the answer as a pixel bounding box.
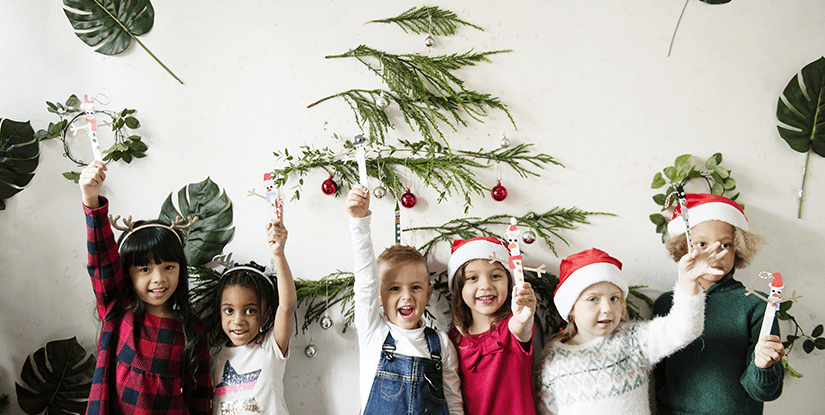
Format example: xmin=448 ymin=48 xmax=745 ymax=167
xmin=367 ymin=6 xmax=484 ymax=35
xmin=34 ymin=95 xmax=147 ymax=182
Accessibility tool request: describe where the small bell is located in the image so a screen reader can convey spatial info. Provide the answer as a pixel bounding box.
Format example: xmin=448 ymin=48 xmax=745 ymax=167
xmin=424 ymin=35 xmax=435 ymax=47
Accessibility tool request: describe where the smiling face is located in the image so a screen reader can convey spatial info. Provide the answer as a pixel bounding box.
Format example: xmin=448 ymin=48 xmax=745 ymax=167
xmin=460 ymin=259 xmax=511 ymax=332
xmin=129 ymin=261 xmax=180 ymax=318
xmin=378 ymin=261 xmax=433 ymax=330
xmin=569 ymin=281 xmax=624 ymax=345
xmin=690 ymin=220 xmax=736 ymax=289
xmin=220 ymin=285 xmax=264 ymax=347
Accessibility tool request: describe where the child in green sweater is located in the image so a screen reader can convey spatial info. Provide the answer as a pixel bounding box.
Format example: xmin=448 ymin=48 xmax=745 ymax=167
xmin=653 ymin=193 xmax=784 ymax=415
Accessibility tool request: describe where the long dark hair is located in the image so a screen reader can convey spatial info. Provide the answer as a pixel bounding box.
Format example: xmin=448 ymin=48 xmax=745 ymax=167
xmin=206 ymin=261 xmax=279 ymax=354
xmin=117 ymin=220 xmax=204 ymax=385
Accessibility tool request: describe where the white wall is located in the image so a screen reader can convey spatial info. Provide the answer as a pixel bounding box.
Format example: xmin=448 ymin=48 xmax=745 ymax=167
xmin=1 ymin=0 xmax=824 ymax=413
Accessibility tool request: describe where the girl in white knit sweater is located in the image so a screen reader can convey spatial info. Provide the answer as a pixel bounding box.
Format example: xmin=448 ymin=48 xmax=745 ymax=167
xmin=537 ymin=246 xmax=719 ymax=415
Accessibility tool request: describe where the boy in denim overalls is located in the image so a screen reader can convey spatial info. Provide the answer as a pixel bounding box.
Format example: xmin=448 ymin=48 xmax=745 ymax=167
xmin=347 ymin=185 xmax=464 ymax=414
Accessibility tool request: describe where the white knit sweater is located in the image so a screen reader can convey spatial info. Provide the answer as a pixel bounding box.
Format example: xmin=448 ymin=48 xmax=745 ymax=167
xmin=537 ymin=285 xmax=705 ymax=415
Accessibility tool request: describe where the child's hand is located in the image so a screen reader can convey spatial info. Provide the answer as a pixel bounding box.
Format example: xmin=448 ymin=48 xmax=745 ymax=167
xmin=346 ymin=184 xmax=370 ymax=218
xmin=677 ymin=241 xmax=727 ymax=294
xmin=509 ymin=282 xmax=536 ymax=342
xmin=266 ymin=218 xmax=288 ymax=257
xmin=754 ymin=335 xmax=785 ymax=368
xmin=79 ymin=161 xmax=107 ymax=208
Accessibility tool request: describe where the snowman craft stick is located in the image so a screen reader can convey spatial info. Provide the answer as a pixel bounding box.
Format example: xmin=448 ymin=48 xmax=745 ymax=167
xmin=745 ymin=272 xmax=802 ymax=338
xmin=352 ymin=134 xmax=369 ymax=188
xmin=77 ymin=94 xmax=103 ymax=161
xmin=247 ymin=173 xmax=284 ymax=220
xmin=488 ymin=217 xmax=546 ymax=289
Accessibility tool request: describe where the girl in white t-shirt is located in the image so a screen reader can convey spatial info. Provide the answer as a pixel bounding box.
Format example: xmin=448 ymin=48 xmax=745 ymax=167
xmin=207 ymin=218 xmax=297 ymax=415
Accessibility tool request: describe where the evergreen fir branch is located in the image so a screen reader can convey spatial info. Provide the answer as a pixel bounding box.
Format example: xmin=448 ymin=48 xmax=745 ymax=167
xmin=367 ymin=6 xmax=484 ymax=35
xmin=295 ymin=271 xmax=356 ymax=333
xmin=627 ymin=285 xmax=655 ymax=321
xmin=271 ymin=142 xmax=560 ymax=212
xmin=407 ymin=208 xmax=616 ymax=259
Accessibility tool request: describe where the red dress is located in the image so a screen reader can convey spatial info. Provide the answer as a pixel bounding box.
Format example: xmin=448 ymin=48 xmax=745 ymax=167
xmin=449 ymin=315 xmax=536 ymax=415
xmin=84 ymin=198 xmax=212 ymax=414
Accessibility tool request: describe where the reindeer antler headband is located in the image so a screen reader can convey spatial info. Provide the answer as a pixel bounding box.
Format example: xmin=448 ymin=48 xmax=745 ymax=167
xmin=109 ymin=214 xmax=199 ymax=246
xmin=212 ymin=253 xmax=276 ymax=287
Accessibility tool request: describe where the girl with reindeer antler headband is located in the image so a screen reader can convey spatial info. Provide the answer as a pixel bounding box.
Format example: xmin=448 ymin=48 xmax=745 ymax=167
xmin=79 ymin=161 xmax=212 ymax=414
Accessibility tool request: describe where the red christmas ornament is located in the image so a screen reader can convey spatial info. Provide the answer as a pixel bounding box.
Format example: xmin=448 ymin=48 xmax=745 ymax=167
xmin=321 ymin=175 xmax=337 ymax=195
xmin=491 ymin=181 xmax=507 ymax=201
xmin=400 ymin=188 xmax=417 ymax=208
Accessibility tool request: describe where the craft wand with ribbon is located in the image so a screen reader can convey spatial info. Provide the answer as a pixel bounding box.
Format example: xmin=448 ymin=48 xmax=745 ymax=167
xmin=81 ymin=94 xmax=103 ymax=162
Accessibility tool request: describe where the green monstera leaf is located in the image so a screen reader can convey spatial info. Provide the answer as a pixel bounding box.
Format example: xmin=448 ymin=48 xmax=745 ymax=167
xmin=0 ymin=119 xmax=38 ymax=210
xmin=15 ymin=337 xmax=95 ymax=415
xmin=160 ymin=177 xmax=234 ymax=267
xmin=777 ymin=56 xmax=825 ymax=218
xmin=62 ymin=0 xmax=183 ymax=83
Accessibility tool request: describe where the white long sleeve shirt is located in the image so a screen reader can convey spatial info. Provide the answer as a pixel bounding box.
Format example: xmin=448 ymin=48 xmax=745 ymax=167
xmin=350 ymin=214 xmax=464 ymax=414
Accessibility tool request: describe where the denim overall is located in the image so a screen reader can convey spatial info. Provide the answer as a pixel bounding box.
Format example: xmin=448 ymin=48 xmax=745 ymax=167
xmin=363 ymin=327 xmax=449 ymax=415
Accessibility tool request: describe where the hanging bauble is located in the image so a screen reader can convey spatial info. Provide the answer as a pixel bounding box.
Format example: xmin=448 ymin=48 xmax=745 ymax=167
xmin=373 ymin=186 xmax=387 ymax=199
xmin=376 ymin=95 xmax=390 ymax=109
xmin=424 ymin=35 xmax=435 ymax=47
xmin=400 ymin=188 xmax=417 ymax=208
xmin=522 ymin=230 xmax=537 ymax=244
xmin=304 ymin=343 xmax=318 ymax=358
xmin=320 ymin=315 xmax=334 ymax=330
xmin=500 ymin=136 xmax=511 ymax=148
xmin=321 ymin=175 xmax=337 ymax=195
xmin=491 ymin=181 xmax=508 ymax=201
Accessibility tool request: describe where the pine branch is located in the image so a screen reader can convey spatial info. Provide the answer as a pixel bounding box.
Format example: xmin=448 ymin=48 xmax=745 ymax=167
xmin=295 ymin=271 xmax=356 ymax=333
xmin=367 ymin=6 xmax=484 ymax=35
xmin=271 ymin=142 xmax=560 ymax=213
xmin=406 ymin=208 xmax=615 ymax=258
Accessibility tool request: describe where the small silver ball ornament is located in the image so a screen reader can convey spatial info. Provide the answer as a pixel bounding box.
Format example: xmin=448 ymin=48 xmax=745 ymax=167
xmin=305 ymin=343 xmax=318 ymax=358
xmin=320 ymin=315 xmax=334 ymax=330
xmin=424 ymin=36 xmax=435 ymax=47
xmin=500 ymin=136 xmax=511 ymax=148
xmin=373 ymin=186 xmax=387 ymax=199
xmin=522 ymin=230 xmax=536 ymax=244
xmin=377 ymin=95 xmax=390 ymax=109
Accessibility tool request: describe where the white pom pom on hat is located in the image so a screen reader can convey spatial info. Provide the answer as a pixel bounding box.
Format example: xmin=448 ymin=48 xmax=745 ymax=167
xmin=447 ymin=236 xmax=510 ymax=293
xmin=667 ymin=193 xmax=748 ymax=236
xmin=554 ymin=248 xmax=628 ymax=322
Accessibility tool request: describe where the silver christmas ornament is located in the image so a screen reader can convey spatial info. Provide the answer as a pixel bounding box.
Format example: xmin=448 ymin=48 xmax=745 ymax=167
xmin=500 ymin=136 xmax=511 ymax=148
xmin=377 ymin=95 xmax=390 ymax=109
xmin=305 ymin=343 xmax=318 ymax=358
xmin=424 ymin=36 xmax=435 ymax=47
xmin=320 ymin=315 xmax=334 ymax=330
xmin=373 ymin=186 xmax=387 ymax=199
xmin=522 ymin=230 xmax=536 ymax=244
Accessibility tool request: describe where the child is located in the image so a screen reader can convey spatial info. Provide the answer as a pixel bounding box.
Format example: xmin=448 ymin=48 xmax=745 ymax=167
xmin=446 ymin=236 xmax=537 ymax=415
xmin=653 ymin=193 xmax=785 ymax=415
xmin=79 ymin=161 xmax=212 ymax=414
xmin=346 ymin=184 xmax=464 ymax=415
xmin=207 ymin=218 xmax=297 ymax=415
xmin=538 ymin=247 xmax=711 ymax=414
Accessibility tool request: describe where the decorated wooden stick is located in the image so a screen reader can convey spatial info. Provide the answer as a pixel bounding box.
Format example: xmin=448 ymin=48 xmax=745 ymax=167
xmin=394 ymin=201 xmax=401 ymax=244
xmin=263 ymin=172 xmax=283 ymax=220
xmin=81 ymin=94 xmax=103 ymax=161
xmin=352 ymin=134 xmax=369 ymax=188
xmin=504 ymin=217 xmax=526 ymax=288
xmin=745 ymin=272 xmax=802 ymax=338
xmin=674 ymin=185 xmax=693 ymax=254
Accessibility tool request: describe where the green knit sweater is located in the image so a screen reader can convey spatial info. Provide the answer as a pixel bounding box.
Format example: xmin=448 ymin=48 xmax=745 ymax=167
xmin=653 ymin=271 xmax=784 ymax=415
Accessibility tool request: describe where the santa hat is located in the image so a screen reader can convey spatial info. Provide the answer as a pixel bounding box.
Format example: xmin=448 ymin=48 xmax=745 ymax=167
xmin=447 ymin=236 xmax=510 ymax=293
xmin=554 ymin=248 xmax=629 ymax=322
xmin=667 ymin=193 xmax=748 ymax=236
xmin=770 ymin=273 xmax=784 ymax=289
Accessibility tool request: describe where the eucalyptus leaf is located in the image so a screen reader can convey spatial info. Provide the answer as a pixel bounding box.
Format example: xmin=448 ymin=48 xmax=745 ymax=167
xmin=651 ymin=172 xmax=666 ymax=189
xmin=649 ymin=213 xmax=666 ymax=226
xmin=15 ymin=337 xmax=95 ymax=415
xmin=674 ymin=154 xmax=692 ymax=167
xmin=159 ymin=177 xmax=235 ymax=267
xmin=0 ymin=119 xmax=38 ymax=210
xmin=62 ymin=0 xmax=183 ymax=83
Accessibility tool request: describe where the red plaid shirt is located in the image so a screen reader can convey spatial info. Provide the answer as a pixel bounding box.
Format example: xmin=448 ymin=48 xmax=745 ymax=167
xmin=84 ymin=198 xmax=212 ymax=415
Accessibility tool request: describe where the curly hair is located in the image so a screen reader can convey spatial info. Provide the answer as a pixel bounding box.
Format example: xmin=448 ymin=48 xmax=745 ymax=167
xmin=664 ymin=224 xmax=763 ymax=269
xmin=205 ymin=261 xmax=278 ymax=354
xmin=450 ymin=260 xmax=513 ymax=340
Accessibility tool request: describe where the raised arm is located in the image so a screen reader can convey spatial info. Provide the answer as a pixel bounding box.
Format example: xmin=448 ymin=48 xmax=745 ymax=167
xmin=267 ymin=218 xmax=297 ymax=357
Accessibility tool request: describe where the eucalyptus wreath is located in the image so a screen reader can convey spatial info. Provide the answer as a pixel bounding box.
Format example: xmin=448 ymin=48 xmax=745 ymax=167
xmin=34 ymin=95 xmax=148 ymax=182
